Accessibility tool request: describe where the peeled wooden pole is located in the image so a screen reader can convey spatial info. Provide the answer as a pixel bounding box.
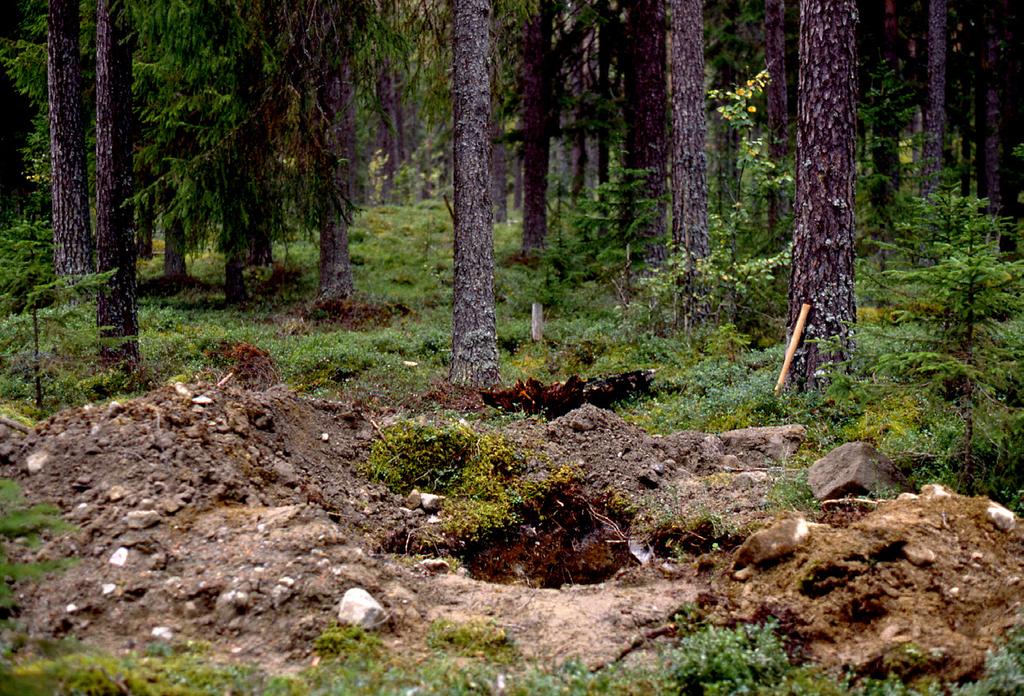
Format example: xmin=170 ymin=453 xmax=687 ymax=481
xmin=775 ymin=303 xmax=812 ymax=395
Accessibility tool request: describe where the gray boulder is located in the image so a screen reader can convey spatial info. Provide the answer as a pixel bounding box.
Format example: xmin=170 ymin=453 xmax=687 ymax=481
xmin=808 ymin=442 xmax=910 ymax=500
xmin=719 ymin=425 xmax=806 ymax=466
xmin=337 ymin=587 xmax=386 ymax=629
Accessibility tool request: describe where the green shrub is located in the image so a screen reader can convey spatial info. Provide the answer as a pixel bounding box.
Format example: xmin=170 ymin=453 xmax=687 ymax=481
xmin=313 ymin=624 xmax=384 ymax=662
xmin=956 ymin=623 xmax=1024 ymax=696
xmin=663 ymin=622 xmax=791 ymax=694
xmin=427 ymin=619 xmax=517 ymax=663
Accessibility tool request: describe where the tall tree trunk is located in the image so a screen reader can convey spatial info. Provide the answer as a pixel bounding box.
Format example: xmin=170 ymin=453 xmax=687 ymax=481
xmin=786 ymin=0 xmax=858 ymax=390
xmin=670 ymin=0 xmax=709 ymax=330
xmin=491 ymin=120 xmax=508 ymax=223
xmin=95 ymin=0 xmax=138 ymax=367
xmin=48 ymin=0 xmax=93 ymax=277
xmin=375 ymin=69 xmax=398 ymax=204
xmin=247 ymin=225 xmax=273 ymax=266
xmin=982 ymin=13 xmax=1001 ymax=216
xmin=870 ymin=0 xmax=901 ymax=212
xmin=596 ymin=0 xmax=613 ymax=187
xmin=224 ymin=250 xmax=247 ymax=305
xmin=624 ymin=0 xmax=669 ymax=266
xmin=450 ymin=0 xmax=499 ymax=386
xmin=136 ymin=191 xmax=154 ymax=260
xmin=513 ymin=150 xmax=523 ymax=211
xmin=921 ymin=0 xmax=946 ymax=197
xmin=571 ymin=56 xmax=588 ymax=197
xmin=318 ymin=58 xmax=356 ymax=300
xmin=163 ymin=218 xmax=186 ymax=277
xmin=520 ymin=9 xmax=551 ymax=254
xmin=764 ymin=0 xmax=789 ymax=230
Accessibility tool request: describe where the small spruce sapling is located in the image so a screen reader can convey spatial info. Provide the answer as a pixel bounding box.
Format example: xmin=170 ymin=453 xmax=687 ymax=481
xmin=874 ymin=192 xmax=1024 ymax=490
xmin=0 ymin=220 xmax=110 ymax=409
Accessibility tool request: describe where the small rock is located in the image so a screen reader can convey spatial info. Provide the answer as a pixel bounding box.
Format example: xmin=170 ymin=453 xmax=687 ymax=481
xmin=638 ymin=471 xmax=660 ymax=488
xmin=174 ymin=382 xmax=193 ymax=398
xmin=733 ymin=517 xmax=810 ymax=570
xmin=108 ymin=485 xmax=129 ymax=502
xmin=415 ymin=558 xmax=451 ymax=575
xmin=106 ymin=401 xmax=123 ymax=417
xmin=215 ymin=589 xmax=250 ymax=619
xmin=109 ymin=547 xmax=129 ymax=566
xmin=125 ymin=510 xmax=161 ymax=530
xmin=897 ymin=492 xmax=919 ymax=501
xmin=66 ymin=603 xmax=78 ymax=613
xmin=101 ymin=583 xmax=116 ymax=596
xmin=427 ymin=514 xmax=441 ymax=524
xmin=719 ymin=424 xmax=806 ymax=465
xmin=731 ymin=471 xmax=769 ymax=490
xmin=920 ymin=483 xmax=953 ymax=500
xmin=271 ymin=584 xmax=293 ymax=607
xmin=278 ymin=576 xmax=296 ymax=587
xmin=405 ymin=489 xmax=422 ymax=509
xmin=808 ymin=442 xmax=910 ymax=501
xmin=719 ymin=454 xmax=742 ymax=469
xmin=25 ymin=450 xmax=49 ymax=474
xmin=337 ymin=588 xmax=386 ymax=629
xmin=986 ymin=503 xmax=1016 ymax=532
xmin=420 ymin=493 xmax=444 ymax=513
xmin=151 ymin=626 xmax=173 ymax=641
xmin=320 ymin=432 xmax=330 ymax=442
xmin=902 ymin=544 xmax=937 ymax=567
xmin=191 ymin=395 xmax=213 ymax=405
xmin=158 ymin=497 xmax=184 ymax=515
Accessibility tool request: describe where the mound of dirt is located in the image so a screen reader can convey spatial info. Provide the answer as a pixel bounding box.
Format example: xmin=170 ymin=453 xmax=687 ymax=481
xmin=718 ymin=489 xmax=1024 ymax=682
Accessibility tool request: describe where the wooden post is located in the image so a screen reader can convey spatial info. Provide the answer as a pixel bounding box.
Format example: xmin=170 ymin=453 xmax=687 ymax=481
xmin=775 ymin=303 xmax=811 ymax=395
xmin=531 ymin=303 xmax=544 ymax=342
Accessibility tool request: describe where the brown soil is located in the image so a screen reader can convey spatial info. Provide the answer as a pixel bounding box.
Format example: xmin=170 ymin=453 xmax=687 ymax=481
xmin=1 ymin=387 xmax=1021 ymax=682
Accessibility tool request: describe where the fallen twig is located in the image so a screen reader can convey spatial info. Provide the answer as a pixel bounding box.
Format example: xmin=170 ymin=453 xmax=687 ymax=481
xmin=591 ymin=623 xmax=677 ymax=671
xmin=820 ymin=497 xmax=880 ymax=509
xmin=216 ymin=371 xmax=235 ymax=388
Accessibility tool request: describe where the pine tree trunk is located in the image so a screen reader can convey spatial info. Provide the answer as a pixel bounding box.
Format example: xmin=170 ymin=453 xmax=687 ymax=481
xmin=224 ymin=250 xmax=247 ymax=305
xmin=521 ymin=9 xmax=551 ymax=254
xmin=786 ymin=0 xmax=858 ymax=390
xmin=163 ymin=219 xmax=186 ymax=277
xmin=247 ymin=226 xmax=273 ymax=266
xmin=921 ymin=0 xmax=946 ymax=197
xmin=47 ymin=0 xmax=93 ymax=277
xmin=624 ymin=0 xmax=669 ymax=266
xmin=764 ymin=0 xmax=789 ymax=230
xmin=513 ymin=151 xmax=523 ymax=211
xmin=571 ymin=57 xmax=588 ymax=197
xmin=983 ymin=15 xmax=1001 ymax=215
xmin=491 ymin=120 xmax=508 ymax=224
xmin=450 ymin=0 xmax=499 ymax=387
xmin=318 ymin=58 xmax=355 ymax=301
xmin=596 ymin=0 xmax=613 ymax=187
xmin=670 ymin=0 xmax=709 ymax=330
xmin=870 ymin=0 xmax=901 ymax=212
xmin=95 ymin=0 xmax=138 ymax=367
xmin=137 ymin=192 xmax=154 ymax=260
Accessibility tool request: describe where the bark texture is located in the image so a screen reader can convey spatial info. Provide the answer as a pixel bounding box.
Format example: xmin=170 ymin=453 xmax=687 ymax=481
xmin=787 ymin=0 xmax=858 ymax=389
xmin=224 ymin=251 xmax=247 ymax=305
xmin=670 ymin=0 xmax=708 ymax=329
xmin=764 ymin=0 xmax=789 ymax=229
xmin=921 ymin=0 xmax=946 ymax=196
xmin=95 ymin=0 xmax=138 ymax=366
xmin=982 ymin=15 xmax=1001 ymax=215
xmin=520 ymin=9 xmax=551 ymax=254
xmin=163 ymin=219 xmax=186 ymax=277
xmin=624 ymin=0 xmax=669 ymax=266
xmin=450 ymin=0 xmax=499 ymax=387
xmin=47 ymin=0 xmax=93 ymax=276
xmin=318 ymin=58 xmax=356 ymax=300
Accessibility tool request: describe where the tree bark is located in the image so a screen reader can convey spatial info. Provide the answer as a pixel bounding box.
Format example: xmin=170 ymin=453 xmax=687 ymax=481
xmin=670 ymin=0 xmax=709 ymax=330
xmin=513 ymin=150 xmax=523 ymax=211
xmin=870 ymin=0 xmax=901 ymax=211
xmin=163 ymin=219 xmax=186 ymax=277
xmin=318 ymin=57 xmax=355 ymax=301
xmin=450 ymin=0 xmax=499 ymax=387
xmin=247 ymin=225 xmax=273 ymax=266
xmin=982 ymin=14 xmax=1001 ymax=215
xmin=624 ymin=0 xmax=669 ymax=266
xmin=48 ymin=0 xmax=93 ymax=277
xmin=520 ymin=9 xmax=551 ymax=254
xmin=491 ymin=120 xmax=508 ymax=223
xmin=764 ymin=0 xmax=789 ymax=230
xmin=224 ymin=249 xmax=247 ymax=305
xmin=921 ymin=0 xmax=946 ymax=197
xmin=596 ymin=0 xmax=613 ymax=187
xmin=95 ymin=0 xmax=138 ymax=367
xmin=786 ymin=0 xmax=858 ymax=390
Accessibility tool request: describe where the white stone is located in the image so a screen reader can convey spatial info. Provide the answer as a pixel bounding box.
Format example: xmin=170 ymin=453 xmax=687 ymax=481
xmin=66 ymin=603 xmax=78 ymax=613
xmin=986 ymin=503 xmax=1016 ymax=532
xmin=402 ymin=360 xmax=418 ymax=367
xmin=921 ymin=483 xmax=952 ymax=499
xmin=278 ymin=576 xmax=296 ymax=587
xmin=101 ymin=583 xmax=116 ymax=596
xmin=151 ymin=626 xmax=173 ymax=640
xmin=337 ymin=588 xmax=386 ymax=629
xmin=125 ymin=510 xmax=161 ymax=529
xmin=191 ymin=395 xmax=213 ymax=405
xmin=420 ymin=493 xmax=444 ymax=513
xmin=897 ymin=492 xmax=919 ymax=501
xmin=415 ymin=558 xmax=451 ymax=574
xmin=320 ymin=432 xmax=330 ymax=442
xmin=26 ymin=450 xmax=49 ymax=474
xmin=108 ymin=485 xmax=128 ymax=502
xmin=174 ymin=382 xmax=193 ymax=398
xmin=109 ymin=547 xmax=129 ymax=566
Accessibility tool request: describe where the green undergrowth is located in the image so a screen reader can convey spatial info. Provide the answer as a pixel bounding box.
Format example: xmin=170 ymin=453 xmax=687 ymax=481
xmin=10 ymin=618 xmax=1021 ymax=695
xmin=365 ymin=421 xmax=580 ymax=543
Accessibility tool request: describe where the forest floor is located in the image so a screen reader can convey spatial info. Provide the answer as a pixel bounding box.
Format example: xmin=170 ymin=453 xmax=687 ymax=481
xmin=2 ymin=381 xmax=1022 ymax=690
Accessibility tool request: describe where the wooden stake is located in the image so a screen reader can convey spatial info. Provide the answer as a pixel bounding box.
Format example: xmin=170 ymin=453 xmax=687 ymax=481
xmin=775 ymin=303 xmax=811 ymax=395
xmin=531 ymin=303 xmax=544 ymax=342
